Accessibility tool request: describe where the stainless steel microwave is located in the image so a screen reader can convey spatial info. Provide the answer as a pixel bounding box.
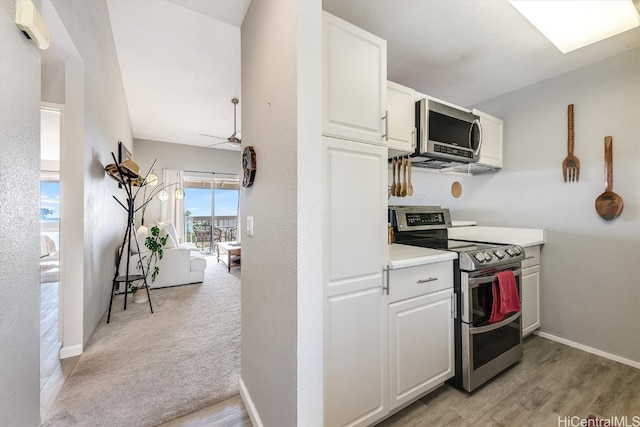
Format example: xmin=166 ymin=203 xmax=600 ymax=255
xmin=414 ymin=98 xmax=482 ymax=164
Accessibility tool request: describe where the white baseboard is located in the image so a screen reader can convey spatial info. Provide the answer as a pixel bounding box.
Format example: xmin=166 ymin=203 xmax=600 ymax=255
xmin=534 ymin=331 xmax=640 ymax=370
xmin=59 ymin=344 xmax=82 ymax=359
xmin=239 ymin=377 xmax=263 ymax=427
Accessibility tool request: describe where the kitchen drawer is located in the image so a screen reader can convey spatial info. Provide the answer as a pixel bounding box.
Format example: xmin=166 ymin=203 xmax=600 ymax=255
xmin=388 ymin=261 xmax=453 ymax=303
xmin=522 ymin=245 xmax=540 ymax=268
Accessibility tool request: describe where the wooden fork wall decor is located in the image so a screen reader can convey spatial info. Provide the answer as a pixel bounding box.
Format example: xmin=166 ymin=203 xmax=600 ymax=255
xmin=562 ymin=104 xmax=580 ymax=182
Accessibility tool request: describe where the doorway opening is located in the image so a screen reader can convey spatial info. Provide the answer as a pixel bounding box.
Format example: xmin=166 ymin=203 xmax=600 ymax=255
xmin=40 ymin=105 xmax=65 ymax=410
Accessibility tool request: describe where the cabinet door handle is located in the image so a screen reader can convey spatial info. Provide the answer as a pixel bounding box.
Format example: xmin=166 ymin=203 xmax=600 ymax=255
xmin=451 ymin=293 xmax=457 ymax=319
xmin=382 ymin=110 xmax=388 ymax=141
xmin=383 ymin=266 xmax=390 ymax=295
xmin=525 ymin=256 xmax=535 ymax=260
xmin=416 ymin=277 xmax=438 ymax=284
xmin=412 ymin=127 xmax=417 ymax=150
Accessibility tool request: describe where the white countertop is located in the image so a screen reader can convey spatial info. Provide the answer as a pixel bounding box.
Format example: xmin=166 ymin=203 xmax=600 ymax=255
xmin=451 ymin=220 xmax=477 ymax=227
xmin=447 ymin=226 xmax=546 ymax=247
xmin=388 ymin=244 xmax=457 ymax=269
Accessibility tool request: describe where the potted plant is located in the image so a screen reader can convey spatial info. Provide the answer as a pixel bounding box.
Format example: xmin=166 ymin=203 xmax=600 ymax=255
xmin=130 ymin=225 xmax=167 ymax=303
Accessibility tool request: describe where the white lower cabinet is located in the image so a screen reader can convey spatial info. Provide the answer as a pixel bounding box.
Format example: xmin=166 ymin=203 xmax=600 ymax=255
xmin=388 ymin=288 xmax=454 ymax=410
xmin=521 ymin=245 xmax=541 ymax=336
xmin=326 ymin=283 xmax=388 ymax=427
xmin=386 ymin=261 xmax=455 ymax=414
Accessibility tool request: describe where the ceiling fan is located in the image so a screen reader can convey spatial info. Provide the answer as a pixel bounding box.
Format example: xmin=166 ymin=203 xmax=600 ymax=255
xmin=201 ymin=98 xmax=241 ymax=147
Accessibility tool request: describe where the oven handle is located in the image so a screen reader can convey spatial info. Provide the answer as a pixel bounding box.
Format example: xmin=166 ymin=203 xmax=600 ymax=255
xmin=468 ymin=268 xmax=522 ymax=289
xmin=469 ymin=312 xmax=521 ymax=335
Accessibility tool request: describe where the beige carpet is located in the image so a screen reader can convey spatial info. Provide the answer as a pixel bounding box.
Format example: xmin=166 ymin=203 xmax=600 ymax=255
xmin=42 ymin=256 xmax=240 ymax=427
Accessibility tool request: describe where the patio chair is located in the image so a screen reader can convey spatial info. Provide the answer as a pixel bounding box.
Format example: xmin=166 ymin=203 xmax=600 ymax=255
xmin=194 ymin=225 xmax=212 ymax=252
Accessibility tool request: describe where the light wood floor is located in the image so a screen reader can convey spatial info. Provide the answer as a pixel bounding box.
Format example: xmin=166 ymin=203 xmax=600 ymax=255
xmin=40 ymin=272 xmax=79 ymax=413
xmin=158 ymin=394 xmax=252 ymax=427
xmin=161 ymin=335 xmax=640 ymax=426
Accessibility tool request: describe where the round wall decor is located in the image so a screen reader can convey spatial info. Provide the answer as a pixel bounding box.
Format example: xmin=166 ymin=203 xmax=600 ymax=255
xmin=242 ymin=146 xmax=256 ymax=187
xmin=451 ymin=181 xmax=462 ymax=198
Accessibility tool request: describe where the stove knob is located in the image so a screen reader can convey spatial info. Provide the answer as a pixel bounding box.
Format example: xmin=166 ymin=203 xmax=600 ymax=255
xmin=494 ymin=249 xmax=505 ymax=259
xmin=513 ymin=246 xmax=522 ymax=255
xmin=474 ymin=252 xmax=485 ymax=263
xmin=505 ymin=248 xmax=515 ymax=257
xmin=483 ymin=252 xmax=493 ymax=262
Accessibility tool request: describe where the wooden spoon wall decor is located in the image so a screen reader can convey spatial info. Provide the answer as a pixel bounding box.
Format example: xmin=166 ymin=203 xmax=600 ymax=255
xmin=407 ymin=159 xmax=414 ymax=196
xmin=398 ymin=158 xmax=403 ymax=196
xmin=400 ymin=158 xmax=408 ymax=197
xmin=389 ymin=157 xmax=413 ymax=198
xmin=595 ymin=136 xmax=623 ymax=221
xmin=391 ymin=159 xmax=397 ymax=197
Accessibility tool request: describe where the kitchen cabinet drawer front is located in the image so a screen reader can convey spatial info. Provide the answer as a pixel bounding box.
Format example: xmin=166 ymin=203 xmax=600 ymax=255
xmin=389 ymin=261 xmax=453 ymax=303
xmin=522 ymin=245 xmax=540 ymax=269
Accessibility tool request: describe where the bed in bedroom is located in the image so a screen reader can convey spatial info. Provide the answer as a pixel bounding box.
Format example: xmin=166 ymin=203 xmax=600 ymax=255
xmin=41 ymin=233 xmax=57 ymax=258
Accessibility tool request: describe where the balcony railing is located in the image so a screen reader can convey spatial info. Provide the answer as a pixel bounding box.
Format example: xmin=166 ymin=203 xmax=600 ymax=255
xmin=185 ymin=215 xmax=238 ymax=252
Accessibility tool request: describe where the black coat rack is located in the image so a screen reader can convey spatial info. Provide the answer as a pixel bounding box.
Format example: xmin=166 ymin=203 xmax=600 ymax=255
xmin=105 ymin=153 xmax=158 ymax=323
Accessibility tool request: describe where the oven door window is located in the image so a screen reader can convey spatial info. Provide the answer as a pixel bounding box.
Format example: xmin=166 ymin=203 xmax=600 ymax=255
xmin=471 ymin=278 xmax=520 ymax=327
xmin=469 ymin=275 xmax=522 ymax=370
xmin=471 ymin=316 xmax=521 ymax=370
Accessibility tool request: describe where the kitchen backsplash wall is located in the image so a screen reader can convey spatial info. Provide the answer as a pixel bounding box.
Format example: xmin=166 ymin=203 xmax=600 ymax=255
xmin=398 ymin=47 xmax=640 ymax=363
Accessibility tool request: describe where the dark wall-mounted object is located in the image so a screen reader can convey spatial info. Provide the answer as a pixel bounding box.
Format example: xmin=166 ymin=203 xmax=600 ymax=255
xmin=242 ymin=146 xmax=256 ymax=187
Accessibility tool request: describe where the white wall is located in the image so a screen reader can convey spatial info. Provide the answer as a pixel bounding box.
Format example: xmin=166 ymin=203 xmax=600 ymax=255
xmin=48 ymin=0 xmax=134 ymax=345
xmin=241 ymin=1 xmax=297 ymax=424
xmin=240 ymin=0 xmax=323 ymax=425
xmin=295 ymin=2 xmax=324 ymax=425
xmin=133 ymin=139 xmax=242 ymax=227
xmin=0 ymin=1 xmax=43 ymax=424
xmin=393 ymin=48 xmax=640 ymax=363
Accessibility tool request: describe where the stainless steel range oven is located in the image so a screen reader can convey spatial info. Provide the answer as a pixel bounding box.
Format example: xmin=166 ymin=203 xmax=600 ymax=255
xmin=389 ymin=206 xmax=525 ymax=392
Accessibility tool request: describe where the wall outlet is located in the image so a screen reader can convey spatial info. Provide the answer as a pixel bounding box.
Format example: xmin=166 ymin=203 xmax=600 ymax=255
xmin=246 ymin=216 xmax=254 ymax=237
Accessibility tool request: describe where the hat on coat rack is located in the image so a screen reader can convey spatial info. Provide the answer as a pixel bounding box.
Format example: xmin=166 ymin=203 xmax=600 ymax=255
xmin=104 ymin=159 xmax=144 ymax=186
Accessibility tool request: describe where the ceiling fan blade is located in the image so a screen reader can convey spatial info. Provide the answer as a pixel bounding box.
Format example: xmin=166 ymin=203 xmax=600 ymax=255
xmin=202 ymin=98 xmax=241 ymax=147
xmin=208 ymin=141 xmax=229 ymax=148
xmin=199 ymin=133 xmax=227 ymax=140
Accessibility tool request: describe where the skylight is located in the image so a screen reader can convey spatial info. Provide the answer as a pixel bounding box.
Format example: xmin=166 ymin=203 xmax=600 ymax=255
xmin=509 ymin=0 xmax=640 ymax=53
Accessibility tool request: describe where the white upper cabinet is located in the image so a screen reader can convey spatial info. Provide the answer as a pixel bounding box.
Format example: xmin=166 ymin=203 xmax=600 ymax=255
xmin=387 ymin=81 xmax=416 ymax=156
xmin=472 ymin=109 xmax=503 ymax=169
xmin=323 ymin=12 xmax=387 ymax=144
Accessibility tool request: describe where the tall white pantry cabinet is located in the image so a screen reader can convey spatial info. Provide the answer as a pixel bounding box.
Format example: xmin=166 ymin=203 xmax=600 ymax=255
xmin=322 ymin=11 xmax=389 ymax=427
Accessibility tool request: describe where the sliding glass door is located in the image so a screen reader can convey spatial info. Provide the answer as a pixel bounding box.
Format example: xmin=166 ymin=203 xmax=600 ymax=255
xmin=183 ymin=175 xmax=239 ymax=253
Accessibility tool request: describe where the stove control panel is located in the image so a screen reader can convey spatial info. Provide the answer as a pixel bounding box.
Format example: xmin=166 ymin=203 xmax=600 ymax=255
xmin=460 ymin=244 xmax=525 ymax=271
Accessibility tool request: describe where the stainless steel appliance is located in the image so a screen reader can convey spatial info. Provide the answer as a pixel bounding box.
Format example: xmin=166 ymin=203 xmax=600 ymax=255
xmin=412 ymin=98 xmax=482 ymax=168
xmin=389 ymin=206 xmax=524 ymax=392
